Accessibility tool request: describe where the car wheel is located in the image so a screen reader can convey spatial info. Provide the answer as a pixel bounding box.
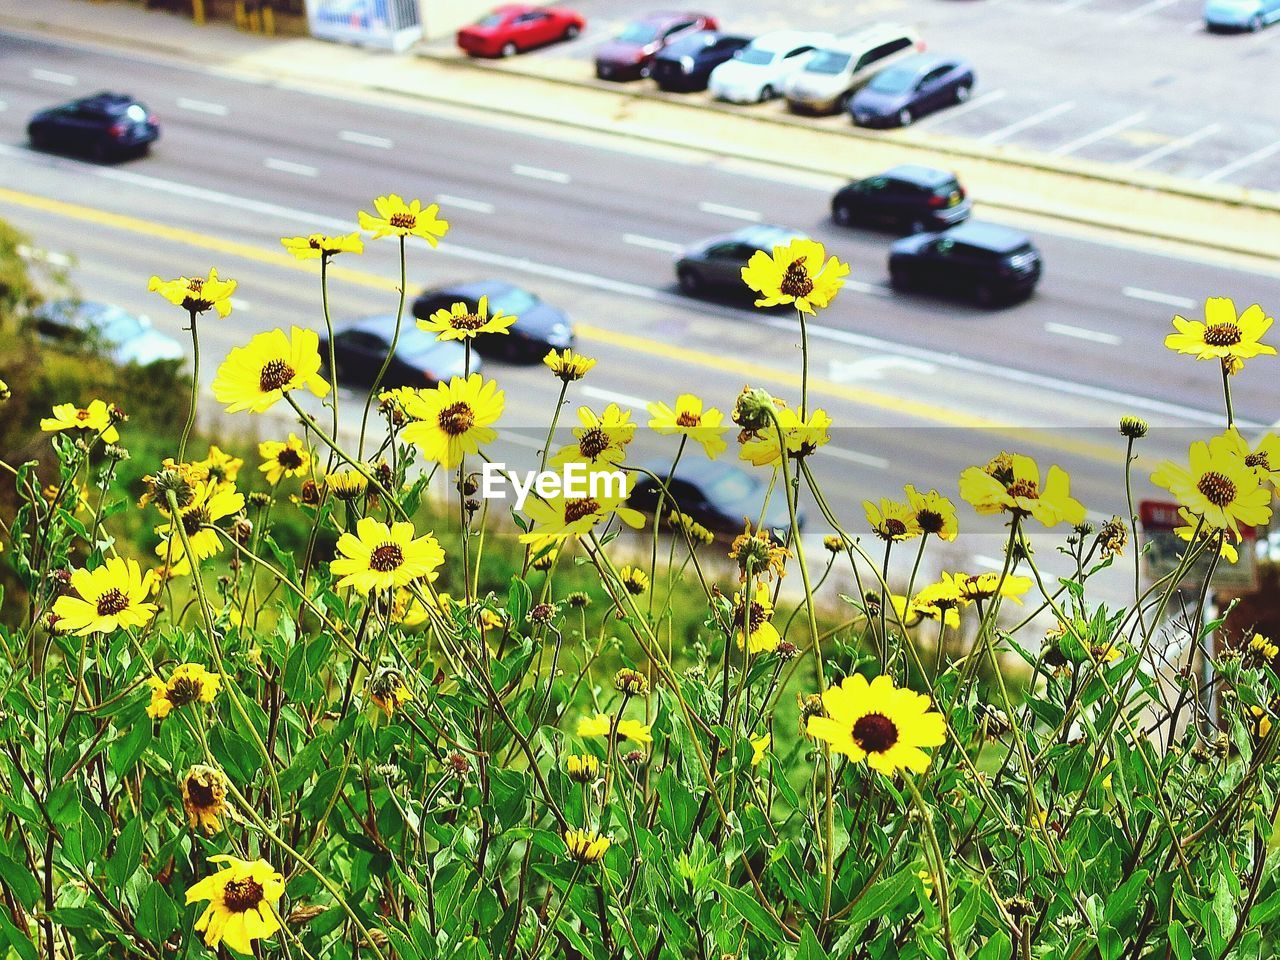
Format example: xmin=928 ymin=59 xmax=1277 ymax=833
xmin=677 ymin=267 xmax=704 ymax=295
xmin=955 ymin=84 xmax=972 ymax=103
xmin=563 ymin=23 xmax=580 ymax=39
xmin=889 ymin=265 xmax=913 ymax=290
xmin=897 ymin=108 xmax=913 ymax=127
xmin=501 ymin=41 xmax=518 ymax=57
xmin=759 ymin=84 xmax=775 ymax=102
xmin=832 ymin=203 xmax=854 ymax=227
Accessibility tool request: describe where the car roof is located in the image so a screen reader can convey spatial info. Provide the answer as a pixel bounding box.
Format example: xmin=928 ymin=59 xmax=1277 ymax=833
xmin=885 ymin=52 xmax=959 ymax=75
xmin=746 ymin=29 xmax=829 ymax=51
xmin=732 ymin=225 xmax=810 ymax=247
xmin=942 ymin=221 xmax=1031 ymax=252
xmin=823 ymin=23 xmax=917 ymax=52
xmin=419 ymin=280 xmax=521 ymax=301
xmin=70 ymin=92 xmax=142 ymax=113
xmin=661 ymin=29 xmax=734 ymax=51
xmin=880 ymin=164 xmax=957 ymax=187
xmin=634 ymin=10 xmax=707 ymax=25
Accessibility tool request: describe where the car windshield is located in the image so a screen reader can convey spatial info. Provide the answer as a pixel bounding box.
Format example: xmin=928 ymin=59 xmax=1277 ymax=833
xmin=805 ymin=50 xmax=850 ymax=74
xmin=475 ymin=13 xmax=504 ymax=26
xmin=708 ymin=470 xmax=756 ymax=504
xmin=868 ymin=65 xmax=918 ymax=93
xmin=486 ymin=288 xmax=538 ymax=316
xmin=735 ymin=48 xmax=775 ymax=65
xmin=618 ymin=22 xmax=660 ymax=43
xmin=395 ymin=326 xmax=445 ymax=355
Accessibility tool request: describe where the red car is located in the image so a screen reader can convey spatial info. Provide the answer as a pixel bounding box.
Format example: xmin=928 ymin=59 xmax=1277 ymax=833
xmin=594 ymin=11 xmax=718 ymax=81
xmin=457 ymin=5 xmax=585 ymax=58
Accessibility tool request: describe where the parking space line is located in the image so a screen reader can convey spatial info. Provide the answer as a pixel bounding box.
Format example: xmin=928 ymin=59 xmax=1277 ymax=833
xmin=1049 ymin=112 xmax=1149 ymax=156
xmin=1123 ymin=286 xmax=1195 ymax=309
xmin=264 ymin=157 xmax=319 ymax=177
xmin=438 ymin=194 xmax=495 ymax=214
xmin=698 ymin=201 xmax=763 ymax=222
xmin=1130 ymin=123 xmax=1222 ymax=168
xmin=1201 ymin=140 xmax=1280 ymax=183
xmin=339 ymin=130 xmax=394 ymax=149
xmin=581 ymin=385 xmax=650 ymax=409
xmin=0 ymin=100 xmax=6 ymax=113
xmin=980 ymin=101 xmax=1076 ymax=144
xmin=31 ymin=68 xmax=76 ymax=85
xmin=1045 ymin=322 xmax=1121 ymax=345
xmin=176 ymin=97 xmax=229 ymax=116
xmin=1119 ymin=0 xmax=1186 ymax=24
xmin=623 ymin=233 xmax=684 ymax=254
xmin=913 ymin=89 xmax=1007 ymax=129
xmin=512 ymin=163 xmax=571 ymax=184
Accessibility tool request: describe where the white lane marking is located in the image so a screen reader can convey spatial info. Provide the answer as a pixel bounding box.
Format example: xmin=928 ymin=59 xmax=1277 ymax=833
xmin=980 ymin=101 xmax=1076 ymax=144
xmin=1045 ymin=322 xmax=1121 ymax=345
xmin=1123 ymin=286 xmax=1195 ymax=309
xmin=31 ymin=68 xmax=76 ymax=85
xmin=339 ymin=130 xmax=394 ymax=149
xmin=913 ymin=89 xmax=1007 ymax=128
xmin=623 ymin=233 xmax=684 ymax=254
xmin=177 ymin=97 xmax=229 ymax=116
xmin=698 ymin=201 xmax=762 ymax=222
xmin=512 ymin=163 xmax=571 ymax=184
xmin=972 ymin=554 xmax=1004 ymax=570
xmin=1130 ymin=123 xmax=1222 ymax=169
xmin=16 ymin=244 xmax=71 ymax=266
xmin=818 ymin=446 xmax=890 ymax=470
xmin=438 ymin=194 xmax=495 ymax=214
xmin=1053 ymin=0 xmax=1096 ymax=12
xmin=828 ymin=356 xmax=937 ymax=382
xmin=264 ymin=157 xmax=318 ymax=177
xmin=0 ymin=100 xmax=7 ymax=112
xmin=229 ymin=297 xmax=250 ymax=311
xmin=1049 ymin=112 xmax=1149 ymax=156
xmin=1119 ymin=0 xmax=1185 ymax=23
xmin=1201 ymin=140 xmax=1280 ymax=183
xmin=581 ymin=385 xmax=650 ymax=409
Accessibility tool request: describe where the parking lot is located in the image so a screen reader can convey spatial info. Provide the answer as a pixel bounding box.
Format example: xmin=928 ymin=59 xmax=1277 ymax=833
xmin=438 ymin=0 xmax=1280 ymax=191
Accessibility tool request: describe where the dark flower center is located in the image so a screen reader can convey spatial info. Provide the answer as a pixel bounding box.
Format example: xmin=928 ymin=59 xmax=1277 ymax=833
xmin=96 ymin=588 xmax=130 ymax=616
xmin=916 ymin=510 xmax=945 ymax=534
xmin=779 ymin=257 xmax=814 ymax=298
xmin=437 ymin=401 xmax=476 ymax=436
xmin=369 ymin=543 xmax=404 ymax=572
xmin=578 ymin=427 xmax=611 ymax=459
xmin=186 ymin=777 xmax=218 ymax=808
xmin=308 ymin=236 xmax=323 ymax=249
xmin=564 ymin=498 xmax=600 ymax=524
xmin=1197 ymin=471 xmax=1237 ymax=507
xmin=676 ymin=410 xmax=701 ymax=428
xmin=189 ymin=278 xmax=206 ymax=293
xmin=222 ymin=877 xmax=265 ymax=913
xmin=450 ymin=312 xmax=486 ymax=330
xmin=168 ymin=677 xmax=202 ymax=707
xmin=1007 ymin=478 xmax=1039 ymax=500
xmin=1246 ymin=452 xmax=1270 ymax=471
xmin=1203 ymin=323 xmax=1242 ymax=347
xmin=182 ymin=506 xmax=211 ymax=537
xmin=883 ymin=518 xmax=907 ymax=538
xmin=259 ymin=358 xmax=296 ymax=393
xmin=389 ymin=212 xmax=417 ymax=229
xmin=276 ymin=448 xmax=303 ymax=470
xmin=734 ymin=599 xmax=769 ymax=633
xmin=76 ymin=409 xmax=92 ymax=422
xmin=852 ymin=712 xmax=899 ymax=753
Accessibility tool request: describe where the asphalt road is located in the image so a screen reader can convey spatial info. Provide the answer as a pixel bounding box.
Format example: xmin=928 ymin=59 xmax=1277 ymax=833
xmin=0 ymin=29 xmax=1275 ymax=598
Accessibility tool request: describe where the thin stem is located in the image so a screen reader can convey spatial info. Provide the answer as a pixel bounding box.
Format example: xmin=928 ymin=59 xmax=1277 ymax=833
xmin=359 ymin=234 xmax=407 ymax=456
xmin=178 ymin=307 xmax=199 ymax=462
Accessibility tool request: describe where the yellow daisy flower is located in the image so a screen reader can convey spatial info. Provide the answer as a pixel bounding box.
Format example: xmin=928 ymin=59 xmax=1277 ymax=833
xmin=618 ymin=565 xmax=649 ymax=595
xmin=577 ymin=713 xmax=653 ymax=745
xmin=153 ymin=481 xmax=245 ymax=574
xmin=330 ymin=517 xmax=445 ymax=595
xmin=806 ymin=673 xmax=947 ymax=776
xmin=739 ymin=407 xmax=831 ymax=466
xmin=1248 ymin=634 xmax=1279 ymax=663
xmin=891 ymin=592 xmax=960 ymax=629
xmin=750 ymin=733 xmax=771 ymax=767
xmin=358 ymin=194 xmax=449 ymax=245
xmin=52 ymin=557 xmax=158 ymax=635
xmin=325 ymin=468 xmax=369 ymax=501
xmin=280 ymin=232 xmax=364 ymax=259
xmin=544 ymin=348 xmax=596 ymax=382
xmin=181 ymin=764 xmax=229 ymax=835
xmin=148 ymin=268 xmax=237 ymax=318
xmin=668 ymin=509 xmax=715 ymax=546
xmin=864 ymin=498 xmax=921 ymax=542
xmin=418 ymin=295 xmax=517 ymax=341
xmin=400 ymin=374 xmax=504 ymax=468
xmin=1222 ymin=426 xmax=1280 ymax=488
xmin=518 ymin=469 xmax=645 ymax=543
xmin=1164 ymin=297 xmax=1274 ymax=365
xmin=185 ymin=855 xmax=285 ymax=955
xmin=550 ymin=403 xmax=636 ymax=468
xmin=369 ymin=666 xmax=414 ymax=717
xmin=1173 ymin=506 xmax=1239 ymax=563
xmin=195 ymin=445 xmax=244 ymax=485
xmin=40 ymin=400 xmax=120 ymax=444
xmin=257 ymin=433 xmax=311 ymax=486
xmin=647 ymin=394 xmax=729 ymax=459
xmin=1151 ymin=432 xmax=1272 ymax=538
xmin=564 ymin=829 xmax=611 ymax=865
xmin=212 ymin=326 xmax=330 ymax=414
xmin=911 ymin=573 xmax=969 ymax=622
xmin=0 ymin=377 xmax=9 ymax=402
xmin=146 ymin=662 xmax=221 ymax=719
xmin=740 ymin=237 xmax=850 ymax=314
xmin=733 ymin=582 xmax=781 ymax=654
xmin=727 ymin=520 xmax=790 ymax=581
xmin=566 ymin=754 xmax=600 ymax=783
xmin=904 ymin=484 xmax=959 ymax=541
xmin=956 ymin=572 xmax=1033 ymax=604
xmin=958 ymin=452 xmax=1086 ymax=528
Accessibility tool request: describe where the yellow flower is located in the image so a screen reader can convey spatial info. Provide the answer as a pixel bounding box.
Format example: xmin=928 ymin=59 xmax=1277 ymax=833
xmin=358 ymin=194 xmax=449 ymax=245
xmin=212 ymin=326 xmax=330 ymax=414
xmin=864 ymin=498 xmax=921 ymax=542
xmin=181 ymin=764 xmax=229 ymax=834
xmin=146 ymin=662 xmax=221 ymax=719
xmin=728 ymin=520 xmax=790 ymax=581
xmin=519 ymin=469 xmax=645 ymax=544
xmin=566 ymin=754 xmax=600 ymax=783
xmin=618 ymin=565 xmax=649 ymax=595
xmin=1249 ymin=634 xmax=1279 ymax=662
xmin=1164 ymin=297 xmax=1274 ymax=366
xmin=280 ymin=232 xmax=363 ymax=259
xmin=52 ymin=557 xmax=158 ymax=635
xmin=369 ymin=666 xmax=414 ymax=717
xmin=1222 ymin=426 xmax=1280 ymax=489
xmin=739 ymin=406 xmax=831 ymax=466
xmin=668 ymin=509 xmax=715 ymax=546
xmin=400 ymin=374 xmax=504 ymax=468
xmin=911 ymin=573 xmax=969 ymax=622
xmin=0 ymin=377 xmax=9 ymax=402
xmin=564 ymin=829 xmax=611 ymax=865
xmin=544 ymin=348 xmax=596 ymax=382
xmin=185 ymin=855 xmax=285 ymax=955
xmin=577 ymin=713 xmax=653 ymax=745
xmin=325 ymin=469 xmax=369 ymax=501
xmin=958 ymin=453 xmax=1086 ymax=528
xmin=904 ymin=484 xmax=959 ymax=541
xmin=550 ymin=403 xmax=636 ymax=468
xmin=956 ymin=572 xmax=1032 ymax=604
xmin=750 ymin=733 xmax=770 ymax=767
xmin=153 ymin=481 xmax=245 ymax=574
xmin=1250 ymin=703 xmax=1274 ymax=741
xmin=330 ymin=517 xmax=445 ymax=595
xmin=1151 ymin=432 xmax=1272 ymax=538
xmin=258 ymin=434 xmax=311 ymax=486
xmin=148 ymin=268 xmax=237 ymax=318
xmin=195 ymin=445 xmax=244 ymax=485
xmin=647 ymin=394 xmax=728 ymax=459
xmin=40 ymin=400 xmax=120 ymax=443
xmin=806 ymin=674 xmax=946 ymax=776
xmin=740 ymin=237 xmax=850 ymax=314
xmin=418 ymin=295 xmax=517 ymax=341
xmin=1089 ymin=641 xmax=1124 ymax=664
xmin=891 ymin=593 xmax=960 ymax=629
xmin=733 ymin=582 xmax=781 ymax=654
xmin=1173 ymin=507 xmax=1239 ymax=563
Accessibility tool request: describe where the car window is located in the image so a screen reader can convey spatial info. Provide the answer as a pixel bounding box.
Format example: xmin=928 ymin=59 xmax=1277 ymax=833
xmin=736 ymin=48 xmax=774 ymax=65
xmin=783 ymin=45 xmax=813 ymax=59
xmin=856 ymin=37 xmax=912 ymax=71
xmin=475 ymin=13 xmax=504 ymax=27
xmin=708 ymin=470 xmax=756 ymax=504
xmin=487 ymin=288 xmax=538 ymax=316
xmin=805 ymin=49 xmax=851 ymax=74
xmin=867 ymin=65 xmax=918 ymax=93
xmin=861 ymin=176 xmax=888 ymax=192
xmin=618 ymin=22 xmax=661 ymax=43
xmin=95 ymin=310 xmax=146 ymax=343
xmin=665 ymin=20 xmax=694 ymax=37
xmin=704 ymin=242 xmax=739 ymax=259
xmin=933 ymin=238 xmax=956 ymax=256
xmin=919 ymin=66 xmax=951 ymax=87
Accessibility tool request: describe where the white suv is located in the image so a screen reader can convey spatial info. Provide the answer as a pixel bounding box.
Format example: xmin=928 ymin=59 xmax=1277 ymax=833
xmin=707 ymin=30 xmax=833 ymax=104
xmin=784 ymin=25 xmax=923 ymax=115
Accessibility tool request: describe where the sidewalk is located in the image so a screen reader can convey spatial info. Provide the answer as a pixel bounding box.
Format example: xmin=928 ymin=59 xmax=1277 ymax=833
xmin=3 ymin=0 xmax=1279 ymax=265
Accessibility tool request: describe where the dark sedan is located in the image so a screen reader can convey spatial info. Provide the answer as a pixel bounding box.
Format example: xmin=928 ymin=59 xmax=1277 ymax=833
xmin=28 ymin=92 xmax=159 ymax=161
xmin=629 ymin=458 xmax=799 ymax=537
xmin=651 ymin=31 xmax=752 ymax=92
xmin=831 ymin=165 xmax=970 ymax=235
xmin=34 ymin=299 xmax=185 ymax=367
xmin=595 ymin=12 xmax=717 ymax=81
xmin=675 ymin=225 xmax=808 ymax=299
xmin=849 ymin=54 xmax=974 ymax=128
xmin=411 ymin=281 xmax=573 ymax=363
xmin=321 ymin=315 xmax=473 ymax=390
xmin=888 ymin=221 xmax=1042 ymax=306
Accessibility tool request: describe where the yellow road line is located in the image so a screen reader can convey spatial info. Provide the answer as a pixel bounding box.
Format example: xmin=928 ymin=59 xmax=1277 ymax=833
xmin=0 ymin=185 xmax=1122 ymax=464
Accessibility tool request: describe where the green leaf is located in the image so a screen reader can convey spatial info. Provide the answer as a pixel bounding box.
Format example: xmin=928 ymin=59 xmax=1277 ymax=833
xmin=845 ymin=866 xmax=916 ymax=933
xmin=797 ymin=924 xmax=829 ymax=960
xmin=1167 ymin=920 xmax=1193 ymax=960
xmin=506 ymin=576 xmax=532 ymax=627
xmin=0 ymin=853 xmax=41 ymax=909
xmin=134 ymin=881 xmax=178 ymax=943
xmin=708 ymin=879 xmax=787 ymax=944
xmin=106 ymin=818 xmax=143 ymax=891
xmin=0 ymin=910 xmax=38 ymax=960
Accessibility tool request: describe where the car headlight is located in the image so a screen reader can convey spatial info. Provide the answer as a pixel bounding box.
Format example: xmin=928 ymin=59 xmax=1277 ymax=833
xmin=679 ymin=56 xmax=694 ymax=73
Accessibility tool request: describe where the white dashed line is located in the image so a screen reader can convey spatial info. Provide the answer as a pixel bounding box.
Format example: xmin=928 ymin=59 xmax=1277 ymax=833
xmin=818 ymin=446 xmax=890 ymax=470
xmin=698 ymin=201 xmax=763 ymax=222
xmin=623 ymin=233 xmax=684 ymax=254
xmin=0 ymin=100 xmax=7 ymax=112
xmin=339 ymin=130 xmax=394 ymax=149
xmin=31 ymin=68 xmax=76 ymax=85
xmin=1053 ymin=0 xmax=1096 ymax=11
xmin=980 ymin=101 xmax=1076 ymax=144
xmin=972 ymin=554 xmax=1004 ymax=570
xmin=16 ymin=244 xmax=71 ymax=266
xmin=581 ymin=386 xmax=650 ymax=409
xmin=1119 ymin=0 xmax=1185 ymax=23
xmin=512 ymin=164 xmax=571 ymax=184
xmin=913 ymin=89 xmax=1007 ymax=128
xmin=1049 ymin=112 xmax=1149 ymax=156
xmin=1130 ymin=123 xmax=1222 ymax=169
xmin=176 ymin=97 xmax=229 ymax=116
xmin=1045 ymin=322 xmax=1121 ymax=345
xmin=229 ymin=297 xmax=250 ymax=311
xmin=264 ymin=157 xmax=318 ymax=177
xmin=1122 ymin=287 xmax=1195 ymax=309
xmin=1201 ymin=140 xmax=1280 ymax=183
xmin=438 ymin=194 xmax=495 ymax=214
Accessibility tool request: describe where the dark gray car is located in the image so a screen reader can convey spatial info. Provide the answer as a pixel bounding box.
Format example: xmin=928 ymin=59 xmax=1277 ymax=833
xmin=675 ymin=225 xmax=809 ymax=299
xmin=411 ymin=280 xmax=574 ymax=363
xmin=849 ymin=54 xmax=975 ymax=128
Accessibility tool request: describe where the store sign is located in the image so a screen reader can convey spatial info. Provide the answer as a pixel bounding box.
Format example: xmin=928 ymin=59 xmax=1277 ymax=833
xmin=1139 ymin=500 xmax=1258 ymax=593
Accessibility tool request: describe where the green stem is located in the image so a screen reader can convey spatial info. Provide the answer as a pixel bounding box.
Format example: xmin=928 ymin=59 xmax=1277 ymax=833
xmin=359 ymin=234 xmax=407 ymax=457
xmin=178 ymin=307 xmax=199 ymax=463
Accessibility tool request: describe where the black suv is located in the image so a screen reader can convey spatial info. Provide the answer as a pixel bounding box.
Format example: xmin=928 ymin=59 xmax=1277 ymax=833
xmin=888 ymin=221 xmax=1042 ymax=306
xmin=651 ymin=31 xmax=752 ymax=92
xmin=831 ymin=164 xmax=970 ymax=234
xmin=28 ymin=92 xmax=159 ymax=162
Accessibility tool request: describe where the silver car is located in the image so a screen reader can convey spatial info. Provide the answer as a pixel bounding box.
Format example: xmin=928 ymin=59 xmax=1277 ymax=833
xmin=675 ymin=225 xmax=809 ymax=298
xmin=34 ymin=299 xmax=185 ymax=367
